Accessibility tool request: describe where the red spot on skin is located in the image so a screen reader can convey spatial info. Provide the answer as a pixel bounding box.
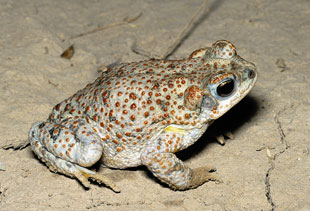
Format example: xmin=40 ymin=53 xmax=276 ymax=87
xmin=129 ymin=93 xmax=137 ymax=100
xmin=130 ymin=115 xmax=136 ymax=121
xmin=152 ymin=84 xmax=159 ymax=90
xmin=130 ymin=103 xmax=137 ymax=110
xmin=56 ymin=104 xmax=61 ymax=111
xmin=77 ymin=95 xmax=82 ymax=102
xmin=102 ymin=91 xmax=108 ymax=97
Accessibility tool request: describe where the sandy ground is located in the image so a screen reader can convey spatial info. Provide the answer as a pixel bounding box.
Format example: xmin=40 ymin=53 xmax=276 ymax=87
xmin=0 ymin=0 xmax=309 ymax=210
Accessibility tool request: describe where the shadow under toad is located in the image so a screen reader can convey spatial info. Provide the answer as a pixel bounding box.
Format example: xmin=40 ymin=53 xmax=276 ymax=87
xmin=177 ymin=95 xmax=260 ymax=161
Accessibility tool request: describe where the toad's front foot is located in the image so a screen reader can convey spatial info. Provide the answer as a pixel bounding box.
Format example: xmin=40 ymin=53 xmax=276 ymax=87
xmin=184 ymin=166 xmax=222 ymax=190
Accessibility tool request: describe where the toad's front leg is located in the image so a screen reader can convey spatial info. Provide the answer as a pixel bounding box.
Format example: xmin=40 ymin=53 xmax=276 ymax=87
xmin=141 ymin=129 xmax=220 ymax=190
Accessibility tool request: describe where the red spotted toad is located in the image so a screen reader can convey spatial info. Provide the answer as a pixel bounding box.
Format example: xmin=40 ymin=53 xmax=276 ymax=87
xmin=29 ymin=40 xmax=257 ymax=192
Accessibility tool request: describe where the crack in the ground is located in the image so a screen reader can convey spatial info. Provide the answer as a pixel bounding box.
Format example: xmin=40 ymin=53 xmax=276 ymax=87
xmin=265 ymin=162 xmax=275 ymax=210
xmin=264 ymin=111 xmax=290 ymax=211
xmin=86 ymin=197 xmax=151 ymax=209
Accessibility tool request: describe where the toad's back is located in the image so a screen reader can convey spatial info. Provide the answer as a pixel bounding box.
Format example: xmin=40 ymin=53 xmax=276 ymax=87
xmin=47 ymin=57 xmax=211 ymax=157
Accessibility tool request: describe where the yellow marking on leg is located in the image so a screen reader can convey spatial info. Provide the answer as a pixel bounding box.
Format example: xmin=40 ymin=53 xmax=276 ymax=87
xmin=164 ymin=126 xmax=187 ymax=134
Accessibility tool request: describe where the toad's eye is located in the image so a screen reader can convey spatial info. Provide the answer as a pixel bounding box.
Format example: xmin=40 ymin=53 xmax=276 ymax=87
xmin=216 ymin=78 xmax=235 ymax=97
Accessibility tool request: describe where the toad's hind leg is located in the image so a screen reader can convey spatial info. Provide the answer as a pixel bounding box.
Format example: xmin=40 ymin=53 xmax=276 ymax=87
xmin=29 ymin=121 xmax=119 ymax=192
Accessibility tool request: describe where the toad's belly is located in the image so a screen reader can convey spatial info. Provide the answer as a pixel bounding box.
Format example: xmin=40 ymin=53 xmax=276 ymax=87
xmin=101 ymin=145 xmax=143 ymax=168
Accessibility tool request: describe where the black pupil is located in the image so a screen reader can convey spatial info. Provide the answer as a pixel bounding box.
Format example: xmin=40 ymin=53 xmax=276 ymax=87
xmin=217 ymin=79 xmax=235 ymax=97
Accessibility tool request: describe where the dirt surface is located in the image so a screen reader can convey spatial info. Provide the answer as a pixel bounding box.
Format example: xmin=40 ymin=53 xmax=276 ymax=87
xmin=0 ymin=0 xmax=309 ymax=210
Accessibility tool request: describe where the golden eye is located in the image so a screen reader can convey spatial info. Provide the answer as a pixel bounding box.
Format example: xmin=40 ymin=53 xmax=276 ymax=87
xmin=216 ymin=78 xmax=235 ymax=97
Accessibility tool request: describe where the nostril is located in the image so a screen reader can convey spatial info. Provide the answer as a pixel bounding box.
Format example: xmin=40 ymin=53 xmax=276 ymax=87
xmin=248 ymin=69 xmax=256 ymax=79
